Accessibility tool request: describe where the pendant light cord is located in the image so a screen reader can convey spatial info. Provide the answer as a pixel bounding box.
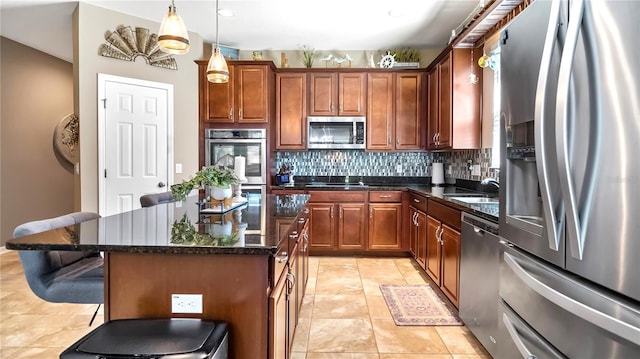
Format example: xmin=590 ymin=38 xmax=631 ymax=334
xmin=215 ymin=0 xmax=220 ymax=49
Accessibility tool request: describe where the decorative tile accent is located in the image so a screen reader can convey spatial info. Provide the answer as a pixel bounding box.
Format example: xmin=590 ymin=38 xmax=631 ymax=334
xmin=275 ymin=149 xmax=499 ymax=181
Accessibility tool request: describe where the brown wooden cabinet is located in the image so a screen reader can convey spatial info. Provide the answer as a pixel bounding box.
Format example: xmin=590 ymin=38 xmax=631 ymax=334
xmin=367 ymin=72 xmax=425 ymax=150
xmin=427 ymin=48 xmax=481 ymax=150
xmin=425 ymin=199 xmax=462 ymax=308
xmin=410 ymin=207 xmax=427 ymax=268
xmin=309 ymin=72 xmax=366 ymax=116
xmin=307 ymin=191 xmax=367 ymax=252
xmin=276 ymin=73 xmax=307 ymax=150
xmin=368 ymin=191 xmax=403 ymax=250
xmin=269 ymin=266 xmax=289 ymax=359
xmin=197 ymin=60 xmax=275 ymax=124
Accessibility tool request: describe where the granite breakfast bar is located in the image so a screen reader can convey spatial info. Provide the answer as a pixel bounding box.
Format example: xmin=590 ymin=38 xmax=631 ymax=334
xmin=6 ymin=194 xmax=311 ymax=359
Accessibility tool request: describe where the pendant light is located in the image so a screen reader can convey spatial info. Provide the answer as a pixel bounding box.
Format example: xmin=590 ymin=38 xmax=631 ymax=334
xmin=158 ymin=0 xmax=190 ymax=54
xmin=207 ymin=0 xmax=229 ymax=83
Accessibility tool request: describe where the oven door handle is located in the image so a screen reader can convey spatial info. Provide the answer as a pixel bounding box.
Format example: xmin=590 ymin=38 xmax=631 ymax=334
xmin=206 ymin=139 xmax=266 ymax=144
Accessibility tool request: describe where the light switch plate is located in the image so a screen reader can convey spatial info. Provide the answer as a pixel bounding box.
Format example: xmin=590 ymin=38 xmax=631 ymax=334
xmin=396 ymin=164 xmax=402 ymax=173
xmin=471 ymin=164 xmax=481 ymax=176
xmin=175 ymin=163 xmax=183 ymax=174
xmin=171 ymin=294 xmax=202 ymax=313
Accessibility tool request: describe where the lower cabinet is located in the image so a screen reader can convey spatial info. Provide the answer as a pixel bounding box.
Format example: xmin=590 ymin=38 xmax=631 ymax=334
xmin=307 ymin=191 xmax=367 ymax=252
xmin=410 ymin=206 xmax=427 ymax=268
xmin=269 ymin=265 xmax=290 ymax=359
xmin=425 ymin=199 xmax=462 ymax=308
xmin=269 ymin=209 xmax=309 ymax=359
xmin=368 ymin=191 xmax=403 ymax=250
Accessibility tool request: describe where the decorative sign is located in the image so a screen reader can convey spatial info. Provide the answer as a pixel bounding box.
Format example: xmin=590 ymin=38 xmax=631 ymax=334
xmin=98 ymin=25 xmax=178 ymax=70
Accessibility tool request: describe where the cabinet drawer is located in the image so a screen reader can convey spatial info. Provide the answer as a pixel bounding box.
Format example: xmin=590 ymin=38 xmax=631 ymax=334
xmin=308 ymin=191 xmax=366 ymax=203
xmin=408 ymin=193 xmax=427 ymax=212
xmin=369 ymin=191 xmax=402 ymax=203
xmin=428 ymin=199 xmax=461 ymax=230
xmin=271 ymin=189 xmax=306 ymax=195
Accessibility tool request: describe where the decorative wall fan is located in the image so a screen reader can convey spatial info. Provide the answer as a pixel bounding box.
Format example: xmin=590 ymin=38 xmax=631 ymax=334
xmin=98 ymin=25 xmax=178 ymax=70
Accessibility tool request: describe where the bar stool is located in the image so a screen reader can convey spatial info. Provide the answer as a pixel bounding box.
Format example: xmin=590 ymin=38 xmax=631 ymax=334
xmin=60 ymin=318 xmax=228 ymax=358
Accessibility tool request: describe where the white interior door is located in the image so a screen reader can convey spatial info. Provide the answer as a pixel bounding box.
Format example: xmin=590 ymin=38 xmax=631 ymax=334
xmin=98 ymin=74 xmax=173 ymax=216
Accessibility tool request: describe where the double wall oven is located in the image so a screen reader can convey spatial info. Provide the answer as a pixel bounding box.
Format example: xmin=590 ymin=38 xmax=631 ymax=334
xmin=204 ymin=129 xmax=267 ymax=236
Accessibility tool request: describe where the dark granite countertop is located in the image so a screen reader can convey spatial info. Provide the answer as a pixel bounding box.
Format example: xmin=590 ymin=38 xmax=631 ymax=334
xmin=6 ymin=194 xmax=310 ymax=255
xmin=271 ymin=176 xmax=499 ymax=222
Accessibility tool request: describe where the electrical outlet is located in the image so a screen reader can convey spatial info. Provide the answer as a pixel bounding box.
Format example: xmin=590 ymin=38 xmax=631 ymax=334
xmin=171 ymin=294 xmax=202 ymax=314
xmin=396 ymin=164 xmax=402 ymax=173
xmin=472 ymin=164 xmax=481 ymax=176
xmin=447 ymin=165 xmax=452 ymax=175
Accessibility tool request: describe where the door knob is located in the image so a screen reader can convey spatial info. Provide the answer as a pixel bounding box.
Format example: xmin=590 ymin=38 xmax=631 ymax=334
xmin=158 ymin=182 xmax=166 ymax=188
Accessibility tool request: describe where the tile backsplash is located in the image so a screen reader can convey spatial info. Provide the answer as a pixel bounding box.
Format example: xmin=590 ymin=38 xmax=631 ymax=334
xmin=276 ymin=149 xmax=499 ymax=181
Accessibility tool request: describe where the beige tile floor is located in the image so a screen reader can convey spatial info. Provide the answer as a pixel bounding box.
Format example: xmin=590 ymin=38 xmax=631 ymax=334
xmin=0 ymin=250 xmax=490 ymax=358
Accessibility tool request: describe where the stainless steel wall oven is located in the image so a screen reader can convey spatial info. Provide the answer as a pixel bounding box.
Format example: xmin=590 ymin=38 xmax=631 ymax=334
xmin=204 ymin=129 xmax=267 ymax=185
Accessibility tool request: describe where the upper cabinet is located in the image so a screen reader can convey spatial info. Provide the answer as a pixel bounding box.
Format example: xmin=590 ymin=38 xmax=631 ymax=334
xmin=427 ymin=48 xmax=481 ymax=150
xmin=275 ymin=73 xmax=307 ymax=150
xmin=309 ymin=73 xmax=366 ymax=116
xmin=197 ymin=60 xmax=275 ymax=125
xmin=367 ymin=72 xmax=425 ymax=151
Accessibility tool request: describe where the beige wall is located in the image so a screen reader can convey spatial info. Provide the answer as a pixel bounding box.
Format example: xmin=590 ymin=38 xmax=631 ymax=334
xmin=73 ymin=3 xmax=204 ymax=213
xmin=0 ymin=37 xmax=75 ymax=245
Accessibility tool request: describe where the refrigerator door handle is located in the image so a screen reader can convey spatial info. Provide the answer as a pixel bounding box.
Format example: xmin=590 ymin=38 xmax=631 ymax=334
xmin=504 ymin=252 xmax=640 ymax=345
xmin=534 ymin=0 xmax=563 ymax=252
xmin=555 ymin=0 xmax=587 ymax=260
xmin=502 ymin=313 xmax=537 ymax=359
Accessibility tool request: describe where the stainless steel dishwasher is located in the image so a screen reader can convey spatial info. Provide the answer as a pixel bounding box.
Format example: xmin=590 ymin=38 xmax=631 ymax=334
xmin=460 ymin=212 xmax=501 ymax=358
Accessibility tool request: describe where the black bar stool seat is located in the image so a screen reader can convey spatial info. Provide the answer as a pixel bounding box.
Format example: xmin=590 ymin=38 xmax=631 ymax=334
xmin=60 ymin=318 xmax=228 ymax=358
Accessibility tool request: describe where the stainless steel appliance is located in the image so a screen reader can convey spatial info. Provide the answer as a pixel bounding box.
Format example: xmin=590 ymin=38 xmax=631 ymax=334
xmin=307 ymin=116 xmax=366 ymax=149
xmin=460 ymin=212 xmax=501 ymax=358
xmin=204 ymin=129 xmax=266 ymax=185
xmin=498 ymin=0 xmax=640 ymax=356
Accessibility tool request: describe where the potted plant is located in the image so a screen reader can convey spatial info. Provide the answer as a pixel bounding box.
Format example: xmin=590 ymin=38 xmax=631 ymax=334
xmin=170 ymin=166 xmax=239 ymax=201
xmin=389 ymin=48 xmax=421 ymax=68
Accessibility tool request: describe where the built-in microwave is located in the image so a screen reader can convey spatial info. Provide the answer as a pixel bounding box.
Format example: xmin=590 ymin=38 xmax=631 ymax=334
xmin=307 ymin=116 xmax=366 ymax=149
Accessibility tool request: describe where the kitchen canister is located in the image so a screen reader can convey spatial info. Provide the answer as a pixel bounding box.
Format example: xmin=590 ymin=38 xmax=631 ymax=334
xmin=432 ymin=162 xmax=445 ymax=186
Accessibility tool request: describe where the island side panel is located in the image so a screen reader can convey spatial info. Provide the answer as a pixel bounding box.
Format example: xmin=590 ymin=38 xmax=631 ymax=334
xmin=104 ymin=252 xmax=270 ymax=359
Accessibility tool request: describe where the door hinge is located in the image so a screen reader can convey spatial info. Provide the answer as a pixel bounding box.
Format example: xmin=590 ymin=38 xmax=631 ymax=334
xmin=101 ymin=98 xmax=107 ymax=109
xmin=104 ymin=169 xmax=107 ymax=178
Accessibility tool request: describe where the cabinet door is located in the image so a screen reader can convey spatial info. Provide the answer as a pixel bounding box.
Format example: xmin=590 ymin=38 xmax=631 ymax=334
xmin=202 ymin=65 xmax=234 ymax=123
xmin=276 ymin=73 xmax=307 ymax=150
xmin=368 ymin=203 xmax=402 ymax=250
xmin=441 ymin=224 xmax=460 ymax=307
xmin=425 ymin=215 xmax=442 ymax=284
xmin=409 ymin=208 xmax=418 ymax=257
xmin=308 ymin=204 xmax=335 ymax=249
xmin=438 ymin=54 xmax=452 ymax=148
xmin=236 ymin=65 xmax=269 ymax=123
xmin=337 ymin=203 xmax=366 ymax=250
xmin=427 ymin=68 xmax=439 ymax=149
xmin=287 ymin=244 xmax=298 ymax=349
xmin=339 ymin=73 xmax=366 ymax=116
xmin=309 ymin=73 xmax=337 ymax=115
xmin=416 ymin=210 xmax=428 ymax=269
xmin=269 ymin=267 xmax=289 ymax=359
xmin=395 ymin=72 xmax=423 ymax=150
xmin=366 ymin=73 xmax=394 ymax=150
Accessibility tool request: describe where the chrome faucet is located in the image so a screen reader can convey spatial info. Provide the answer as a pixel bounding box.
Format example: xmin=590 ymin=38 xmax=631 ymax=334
xmin=481 ymin=178 xmax=500 ymax=189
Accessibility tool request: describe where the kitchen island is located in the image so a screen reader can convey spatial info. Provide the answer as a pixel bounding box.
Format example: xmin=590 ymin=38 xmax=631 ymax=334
xmin=6 ymin=194 xmax=311 ymax=359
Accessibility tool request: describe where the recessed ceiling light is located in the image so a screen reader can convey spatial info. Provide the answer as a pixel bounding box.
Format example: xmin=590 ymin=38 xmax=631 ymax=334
xmin=218 ymin=9 xmax=235 ymax=17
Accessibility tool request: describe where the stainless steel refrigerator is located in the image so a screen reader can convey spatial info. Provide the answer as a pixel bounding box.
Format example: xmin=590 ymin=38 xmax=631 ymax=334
xmin=497 ymin=0 xmax=640 ymax=357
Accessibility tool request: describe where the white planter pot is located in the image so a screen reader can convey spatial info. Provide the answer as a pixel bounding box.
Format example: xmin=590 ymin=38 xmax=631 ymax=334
xmin=209 ymin=186 xmax=232 ymax=200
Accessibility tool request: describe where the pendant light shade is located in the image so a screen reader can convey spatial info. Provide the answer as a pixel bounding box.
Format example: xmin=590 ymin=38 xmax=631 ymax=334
xmin=207 ymin=0 xmax=229 ymax=83
xmin=207 ymin=48 xmax=230 ymax=83
xmin=158 ymin=0 xmax=190 ymax=54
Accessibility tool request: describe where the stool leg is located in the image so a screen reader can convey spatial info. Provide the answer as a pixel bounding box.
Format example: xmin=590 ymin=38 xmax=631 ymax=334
xmin=89 ymin=304 xmax=101 ymax=326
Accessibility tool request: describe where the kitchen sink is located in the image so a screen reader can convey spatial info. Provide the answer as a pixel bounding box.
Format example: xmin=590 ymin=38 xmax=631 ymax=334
xmin=448 ymin=196 xmax=499 ymax=204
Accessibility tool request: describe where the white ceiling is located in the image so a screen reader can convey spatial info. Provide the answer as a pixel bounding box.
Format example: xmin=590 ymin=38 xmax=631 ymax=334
xmin=0 ymin=0 xmax=482 ymax=63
